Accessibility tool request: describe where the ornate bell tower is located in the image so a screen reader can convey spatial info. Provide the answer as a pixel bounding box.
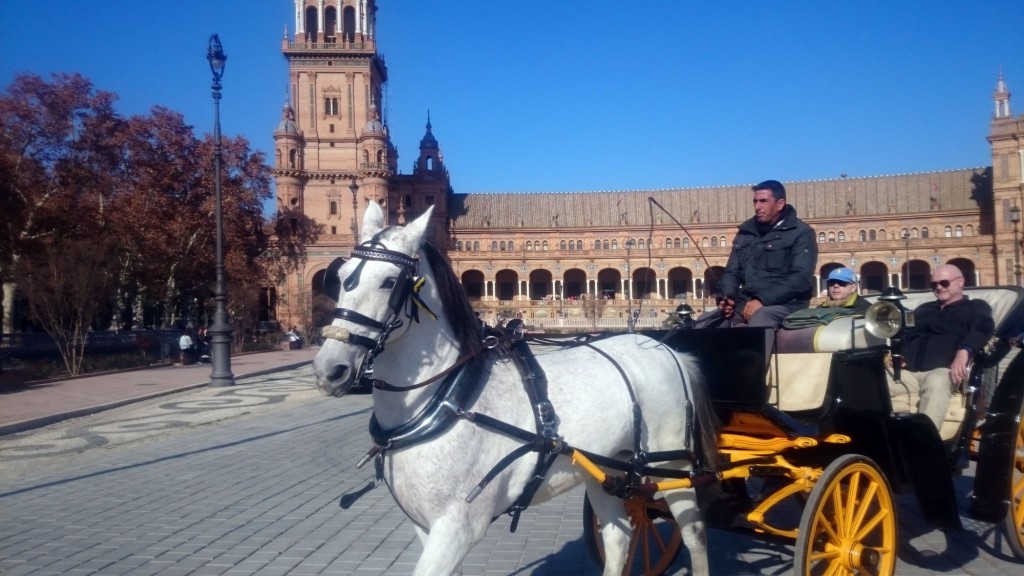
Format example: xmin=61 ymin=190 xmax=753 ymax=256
xmin=988 ymin=70 xmax=1024 ymax=285
xmin=274 ymin=0 xmax=395 ymax=325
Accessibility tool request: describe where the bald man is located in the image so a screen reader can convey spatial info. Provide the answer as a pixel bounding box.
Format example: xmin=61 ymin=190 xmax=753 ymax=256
xmin=894 ymin=264 xmax=994 ymax=430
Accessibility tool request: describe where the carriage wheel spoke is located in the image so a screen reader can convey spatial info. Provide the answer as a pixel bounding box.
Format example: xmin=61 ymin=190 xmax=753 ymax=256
xmin=850 ymin=479 xmax=877 ymax=529
xmin=844 ymin=473 xmax=862 ymax=531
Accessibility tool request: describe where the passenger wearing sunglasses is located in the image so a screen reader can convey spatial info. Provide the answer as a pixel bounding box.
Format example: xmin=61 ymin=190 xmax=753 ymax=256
xmin=894 ymin=264 xmax=994 ymax=430
xmin=820 ymin=267 xmax=870 ymax=313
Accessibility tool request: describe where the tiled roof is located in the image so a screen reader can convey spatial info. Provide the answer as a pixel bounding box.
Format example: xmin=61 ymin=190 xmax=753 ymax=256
xmin=449 ymin=167 xmax=990 ymax=230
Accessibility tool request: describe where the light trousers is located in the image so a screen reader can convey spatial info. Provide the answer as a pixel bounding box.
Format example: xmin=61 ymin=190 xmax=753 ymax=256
xmin=888 ymin=367 xmax=952 ymax=431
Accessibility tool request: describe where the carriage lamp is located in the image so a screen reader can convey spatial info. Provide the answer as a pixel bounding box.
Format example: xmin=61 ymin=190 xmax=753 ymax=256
xmin=867 ymin=287 xmax=910 ymax=382
xmin=674 ymin=304 xmax=695 ymax=329
xmin=207 ymin=34 xmax=235 ymax=387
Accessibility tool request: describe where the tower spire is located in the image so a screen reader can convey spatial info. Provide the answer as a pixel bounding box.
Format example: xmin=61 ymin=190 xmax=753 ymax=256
xmin=994 ymin=68 xmax=1012 ymax=118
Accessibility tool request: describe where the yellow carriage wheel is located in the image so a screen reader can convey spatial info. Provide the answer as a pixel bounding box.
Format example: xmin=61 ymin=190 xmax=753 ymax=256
xmin=583 ymin=492 xmax=682 ymax=576
xmin=1004 ymin=404 xmax=1024 ymax=560
xmin=794 ymin=455 xmax=898 ymax=576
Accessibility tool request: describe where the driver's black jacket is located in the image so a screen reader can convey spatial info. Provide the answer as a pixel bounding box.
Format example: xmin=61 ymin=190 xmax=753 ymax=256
xmin=718 ymin=204 xmax=818 ymax=309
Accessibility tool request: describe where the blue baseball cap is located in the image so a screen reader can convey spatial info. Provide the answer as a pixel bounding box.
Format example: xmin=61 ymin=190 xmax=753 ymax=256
xmin=827 ymin=268 xmax=857 ymax=284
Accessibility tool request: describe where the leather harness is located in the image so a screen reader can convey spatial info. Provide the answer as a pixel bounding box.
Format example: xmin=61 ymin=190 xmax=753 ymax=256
xmin=326 ymin=236 xmax=707 ymax=531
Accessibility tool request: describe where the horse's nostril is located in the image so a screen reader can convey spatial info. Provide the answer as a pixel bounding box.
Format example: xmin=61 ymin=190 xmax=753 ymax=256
xmin=326 ymin=364 xmax=347 ymax=382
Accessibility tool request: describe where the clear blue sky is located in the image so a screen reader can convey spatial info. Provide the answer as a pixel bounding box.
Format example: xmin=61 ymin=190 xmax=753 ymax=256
xmin=2 ymin=1 xmax=1022 ymax=210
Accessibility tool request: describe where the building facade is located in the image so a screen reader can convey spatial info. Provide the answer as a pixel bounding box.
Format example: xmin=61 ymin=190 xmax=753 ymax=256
xmin=273 ymin=1 xmax=1024 ymax=331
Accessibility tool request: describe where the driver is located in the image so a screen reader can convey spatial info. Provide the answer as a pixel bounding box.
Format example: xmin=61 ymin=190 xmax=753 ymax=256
xmin=695 ymin=180 xmax=817 ymax=329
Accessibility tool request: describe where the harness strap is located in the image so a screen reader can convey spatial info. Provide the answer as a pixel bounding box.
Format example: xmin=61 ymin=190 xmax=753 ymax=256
xmin=333 ymin=307 xmax=388 ymax=331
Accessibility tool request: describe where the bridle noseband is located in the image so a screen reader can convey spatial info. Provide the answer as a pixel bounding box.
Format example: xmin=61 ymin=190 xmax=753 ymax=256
xmin=321 ymin=233 xmax=438 ymax=372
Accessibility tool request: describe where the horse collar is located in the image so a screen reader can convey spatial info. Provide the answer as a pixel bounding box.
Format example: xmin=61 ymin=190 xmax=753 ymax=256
xmin=368 ymin=357 xmax=484 ymax=451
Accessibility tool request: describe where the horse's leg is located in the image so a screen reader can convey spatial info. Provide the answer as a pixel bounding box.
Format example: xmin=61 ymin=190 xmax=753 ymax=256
xmin=413 ymin=515 xmax=476 ymax=576
xmin=663 ymin=486 xmax=709 ymax=576
xmin=585 ymin=483 xmax=633 ymax=576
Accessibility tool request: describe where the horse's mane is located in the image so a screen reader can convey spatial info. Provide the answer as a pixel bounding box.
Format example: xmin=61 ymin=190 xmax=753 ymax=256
xmin=420 ymin=240 xmax=483 ymax=356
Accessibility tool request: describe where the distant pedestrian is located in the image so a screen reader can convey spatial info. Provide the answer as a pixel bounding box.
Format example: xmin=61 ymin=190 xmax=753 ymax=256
xmin=178 ymin=329 xmax=197 ymax=364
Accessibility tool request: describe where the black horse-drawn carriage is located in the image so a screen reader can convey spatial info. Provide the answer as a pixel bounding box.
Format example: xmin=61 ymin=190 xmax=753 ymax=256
xmin=583 ymin=285 xmax=1024 ymax=575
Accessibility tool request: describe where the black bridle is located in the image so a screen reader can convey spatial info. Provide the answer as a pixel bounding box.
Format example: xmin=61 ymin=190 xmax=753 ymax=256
xmin=321 ymin=233 xmax=438 ymax=372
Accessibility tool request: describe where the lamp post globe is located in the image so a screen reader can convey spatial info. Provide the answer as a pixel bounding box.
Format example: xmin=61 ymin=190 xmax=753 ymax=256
xmin=207 ymin=34 xmax=234 ymax=387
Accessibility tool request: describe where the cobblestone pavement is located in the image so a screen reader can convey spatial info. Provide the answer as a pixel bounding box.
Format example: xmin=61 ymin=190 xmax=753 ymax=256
xmin=1 ymin=366 xmax=1021 ymax=575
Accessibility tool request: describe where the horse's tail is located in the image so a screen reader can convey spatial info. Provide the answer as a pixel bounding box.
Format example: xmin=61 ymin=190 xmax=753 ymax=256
xmin=681 ymin=353 xmax=720 ymax=470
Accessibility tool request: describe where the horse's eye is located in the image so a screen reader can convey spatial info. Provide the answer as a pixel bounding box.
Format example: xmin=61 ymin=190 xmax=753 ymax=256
xmin=381 ymin=277 xmax=397 ymax=290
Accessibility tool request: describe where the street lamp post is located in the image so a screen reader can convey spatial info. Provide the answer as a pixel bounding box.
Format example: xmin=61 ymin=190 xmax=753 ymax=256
xmin=1010 ymin=205 xmax=1022 ymax=287
xmin=625 ymin=239 xmax=636 ymax=332
xmin=207 ymin=34 xmax=234 ymax=387
xmin=902 ymin=232 xmax=911 ymax=289
xmin=350 ymin=179 xmax=360 ymax=242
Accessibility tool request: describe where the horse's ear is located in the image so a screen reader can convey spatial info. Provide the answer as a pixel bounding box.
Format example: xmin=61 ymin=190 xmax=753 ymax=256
xmin=360 ymin=201 xmax=385 ymax=243
xmin=324 ymin=257 xmax=344 ymax=301
xmin=398 ymin=206 xmax=434 ymax=248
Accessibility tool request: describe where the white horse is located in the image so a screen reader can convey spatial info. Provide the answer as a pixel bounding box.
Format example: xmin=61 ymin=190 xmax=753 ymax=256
xmin=312 ymin=202 xmax=717 ymax=576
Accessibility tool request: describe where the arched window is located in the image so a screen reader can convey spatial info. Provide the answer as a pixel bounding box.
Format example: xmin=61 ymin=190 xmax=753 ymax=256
xmin=499 ymin=241 xmax=506 ymax=251
xmin=966 ymin=224 xmax=974 ymax=236
xmin=921 ymin=227 xmax=929 ymax=239
xmin=900 ymin=228 xmax=908 ymax=239
xmin=944 ymin=226 xmax=952 ymax=238
xmin=576 ymin=240 xmax=583 ymax=250
xmin=603 ymin=240 xmax=610 ymax=250
xmin=869 ymin=230 xmax=877 ymax=241
xmin=542 ymin=241 xmax=548 ymax=250
xmin=838 ymin=231 xmax=845 ymax=242
xmin=818 ymin=232 xmax=826 ymax=243
xmin=879 ymin=229 xmax=887 ymax=240
xmin=674 ymin=238 xmax=681 ymax=249
xmin=637 ymin=239 xmax=645 ymax=249
xmin=702 ymin=237 xmax=710 ymax=248
xmin=683 ymin=238 xmax=690 ymax=248
xmin=568 ymin=241 xmax=575 ymax=251
xmin=720 ymin=236 xmax=727 ymax=247
xmin=912 ymin=228 xmax=919 ymax=238
xmin=859 ymin=230 xmax=866 ymax=241
xmin=828 ymin=232 xmax=836 ymax=243
xmin=560 ymin=240 xmax=567 ymax=250
xmin=509 ymin=240 xmax=515 ymax=251
xmin=711 ymin=237 xmax=718 ymax=247
xmin=664 ymin=238 xmax=671 ymax=249
xmin=491 ymin=241 xmax=498 ymax=251
xmin=473 ymin=241 xmax=480 ymax=251
xmin=611 ymin=240 xmax=618 ymax=249
xmin=954 ymin=225 xmax=962 ymax=237
xmin=456 ymin=241 xmax=463 ymax=251
xmin=526 ymin=241 xmax=533 ymax=251
xmin=329 ymin=201 xmax=337 ymax=215
xmin=289 ymin=149 xmax=297 ymax=169
xmin=595 ymin=240 xmax=601 ymax=250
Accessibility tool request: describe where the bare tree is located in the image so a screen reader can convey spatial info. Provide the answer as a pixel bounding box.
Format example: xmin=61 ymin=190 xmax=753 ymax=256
xmin=17 ymin=238 xmax=116 ymax=375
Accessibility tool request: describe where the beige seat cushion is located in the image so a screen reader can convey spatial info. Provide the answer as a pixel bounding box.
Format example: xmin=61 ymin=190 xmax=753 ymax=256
xmin=768 ymin=353 xmax=833 ymax=412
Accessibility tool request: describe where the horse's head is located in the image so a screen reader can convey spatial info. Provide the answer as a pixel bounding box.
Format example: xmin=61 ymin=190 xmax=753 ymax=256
xmin=312 ymin=202 xmax=435 ymax=396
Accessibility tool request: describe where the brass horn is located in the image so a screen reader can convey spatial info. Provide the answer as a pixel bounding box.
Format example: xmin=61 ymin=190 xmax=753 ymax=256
xmin=865 ymin=301 xmax=904 ymax=339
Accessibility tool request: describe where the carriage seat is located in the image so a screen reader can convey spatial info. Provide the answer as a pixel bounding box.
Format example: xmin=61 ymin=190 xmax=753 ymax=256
xmin=777 ymin=286 xmax=1022 ymax=354
xmin=770 ymin=286 xmax=1022 ymax=440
